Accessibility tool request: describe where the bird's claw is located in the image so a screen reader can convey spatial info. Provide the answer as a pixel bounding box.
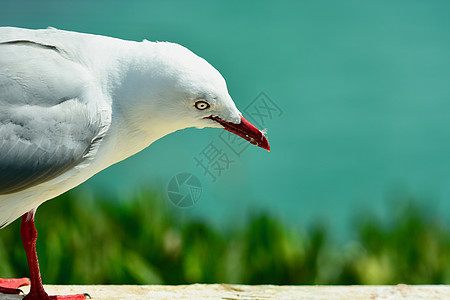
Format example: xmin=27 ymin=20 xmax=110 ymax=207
xmin=0 ymin=287 xmax=23 ymax=295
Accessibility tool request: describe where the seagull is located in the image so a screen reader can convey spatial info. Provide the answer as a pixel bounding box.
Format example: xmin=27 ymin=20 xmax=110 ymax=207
xmin=0 ymin=27 xmax=269 ymax=299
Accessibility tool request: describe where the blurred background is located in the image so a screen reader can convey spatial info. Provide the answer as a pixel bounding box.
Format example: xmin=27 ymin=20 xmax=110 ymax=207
xmin=0 ymin=0 xmax=449 ymax=285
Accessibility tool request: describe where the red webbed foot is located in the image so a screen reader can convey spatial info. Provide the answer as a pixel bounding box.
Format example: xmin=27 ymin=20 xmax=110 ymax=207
xmin=25 ymin=293 xmax=90 ymax=300
xmin=0 ymin=277 xmax=30 ymax=294
xmin=47 ymin=295 xmax=90 ymax=300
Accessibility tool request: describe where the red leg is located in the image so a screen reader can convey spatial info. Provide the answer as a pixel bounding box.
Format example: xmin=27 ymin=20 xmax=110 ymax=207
xmin=19 ymin=210 xmax=88 ymax=300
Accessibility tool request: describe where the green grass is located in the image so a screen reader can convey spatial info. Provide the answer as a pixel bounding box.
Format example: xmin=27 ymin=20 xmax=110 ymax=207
xmin=0 ymin=190 xmax=449 ymax=285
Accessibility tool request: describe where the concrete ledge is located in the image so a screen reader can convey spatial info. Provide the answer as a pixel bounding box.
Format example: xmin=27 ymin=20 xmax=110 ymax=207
xmin=1 ymin=284 xmax=449 ymax=300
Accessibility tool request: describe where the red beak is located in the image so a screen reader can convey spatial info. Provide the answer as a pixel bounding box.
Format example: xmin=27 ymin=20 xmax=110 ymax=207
xmin=207 ymin=116 xmax=270 ymax=151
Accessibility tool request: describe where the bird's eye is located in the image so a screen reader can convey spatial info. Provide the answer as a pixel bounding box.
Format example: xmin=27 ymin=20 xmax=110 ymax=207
xmin=194 ymin=100 xmax=210 ymax=110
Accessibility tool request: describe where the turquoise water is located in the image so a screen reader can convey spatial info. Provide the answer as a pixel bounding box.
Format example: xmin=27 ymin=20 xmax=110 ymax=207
xmin=2 ymin=0 xmax=450 ymax=240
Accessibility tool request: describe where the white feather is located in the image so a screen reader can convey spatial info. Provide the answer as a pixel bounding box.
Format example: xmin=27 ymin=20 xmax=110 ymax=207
xmin=0 ymin=27 xmax=243 ymax=227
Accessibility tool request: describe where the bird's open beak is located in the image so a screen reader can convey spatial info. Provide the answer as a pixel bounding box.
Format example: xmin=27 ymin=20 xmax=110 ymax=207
xmin=207 ymin=116 xmax=270 ymax=151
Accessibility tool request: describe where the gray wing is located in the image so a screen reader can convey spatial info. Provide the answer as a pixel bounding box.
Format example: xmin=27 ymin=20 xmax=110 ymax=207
xmin=0 ymin=38 xmax=107 ymax=194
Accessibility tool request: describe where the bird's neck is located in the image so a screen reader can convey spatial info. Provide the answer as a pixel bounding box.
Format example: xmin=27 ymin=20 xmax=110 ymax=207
xmin=104 ymin=42 xmax=186 ymax=164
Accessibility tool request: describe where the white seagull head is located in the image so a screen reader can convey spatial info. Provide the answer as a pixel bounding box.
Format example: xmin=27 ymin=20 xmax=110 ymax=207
xmin=117 ymin=41 xmax=269 ymax=151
